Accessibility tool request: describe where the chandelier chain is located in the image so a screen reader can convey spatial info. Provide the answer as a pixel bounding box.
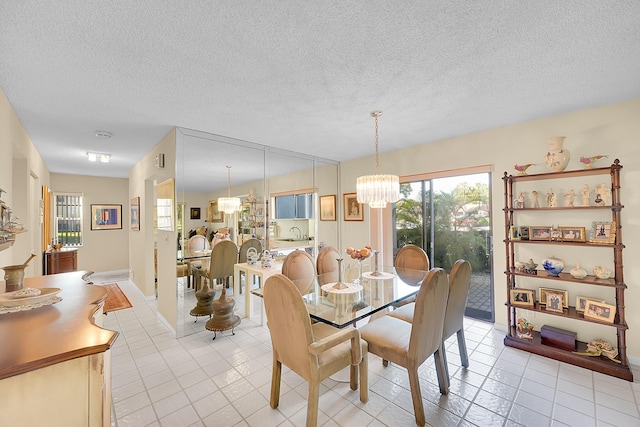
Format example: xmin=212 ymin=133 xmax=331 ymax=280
xmin=374 ymin=114 xmax=380 ymax=174
xmin=226 ymin=165 xmax=232 ymax=197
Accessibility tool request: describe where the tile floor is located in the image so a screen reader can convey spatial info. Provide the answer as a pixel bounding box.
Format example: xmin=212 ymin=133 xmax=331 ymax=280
xmin=100 ymin=275 xmax=640 ymax=426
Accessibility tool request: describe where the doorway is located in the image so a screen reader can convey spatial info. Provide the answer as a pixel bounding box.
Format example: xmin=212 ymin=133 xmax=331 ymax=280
xmin=393 ymin=171 xmax=494 ymax=321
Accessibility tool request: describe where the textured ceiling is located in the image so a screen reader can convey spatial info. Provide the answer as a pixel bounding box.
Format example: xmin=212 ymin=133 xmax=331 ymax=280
xmin=1 ymin=1 xmax=640 ymax=191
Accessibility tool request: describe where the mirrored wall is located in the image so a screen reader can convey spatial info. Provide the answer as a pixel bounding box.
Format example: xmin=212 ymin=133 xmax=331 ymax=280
xmin=175 ymin=127 xmax=339 ymax=336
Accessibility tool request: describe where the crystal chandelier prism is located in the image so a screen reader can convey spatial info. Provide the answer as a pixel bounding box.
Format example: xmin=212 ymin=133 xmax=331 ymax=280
xmin=218 ymin=165 xmax=241 ymax=214
xmin=356 ymin=111 xmax=400 ymax=208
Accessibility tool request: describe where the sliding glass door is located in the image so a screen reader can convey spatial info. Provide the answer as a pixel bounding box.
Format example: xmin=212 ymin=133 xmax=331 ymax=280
xmin=394 ymin=172 xmax=494 ymax=321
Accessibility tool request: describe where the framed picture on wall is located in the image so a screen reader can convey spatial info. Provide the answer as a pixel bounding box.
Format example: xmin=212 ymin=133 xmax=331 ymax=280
xmin=208 ymin=200 xmax=223 ymax=223
xmin=320 ymin=195 xmax=336 ymax=221
xmin=190 ymin=207 xmax=201 ymax=220
xmin=91 ymin=204 xmax=122 ymax=230
xmin=343 ymin=193 xmax=363 ymax=221
xmin=130 ymin=197 xmax=140 ymax=231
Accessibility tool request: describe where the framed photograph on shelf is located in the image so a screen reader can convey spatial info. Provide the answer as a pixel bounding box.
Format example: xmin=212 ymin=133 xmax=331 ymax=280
xmin=509 ymin=226 xmax=522 ymax=240
xmin=319 ymin=195 xmax=336 ymax=221
xmin=343 ymin=193 xmax=363 ymax=221
xmin=538 ymin=287 xmax=568 ymax=307
xmin=91 ymin=204 xmax=122 ymax=230
xmin=529 ymin=226 xmax=551 ymax=241
xmin=590 ymin=221 xmax=616 ymax=244
xmin=509 ymin=288 xmax=535 ymax=307
xmin=584 ymin=300 xmax=616 ymax=323
xmin=130 ymin=197 xmax=140 ymax=231
xmin=190 ymin=207 xmax=201 ymax=220
xmin=576 ymin=296 xmax=605 ymax=313
xmin=545 ymin=290 xmax=565 ymax=313
xmin=549 ymin=228 xmax=563 ymax=241
xmin=559 ymin=226 xmax=586 ymax=242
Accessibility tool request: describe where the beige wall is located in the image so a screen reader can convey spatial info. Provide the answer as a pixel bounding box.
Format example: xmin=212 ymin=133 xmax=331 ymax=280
xmin=0 ymin=88 xmax=50 ymax=272
xmin=129 ymin=129 xmax=177 ymax=332
xmin=50 ymin=174 xmax=129 ymax=273
xmin=341 ymin=97 xmax=640 ymax=361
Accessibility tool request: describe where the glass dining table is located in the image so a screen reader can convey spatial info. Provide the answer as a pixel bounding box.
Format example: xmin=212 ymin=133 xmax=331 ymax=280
xmin=252 ymin=265 xmax=427 ymax=328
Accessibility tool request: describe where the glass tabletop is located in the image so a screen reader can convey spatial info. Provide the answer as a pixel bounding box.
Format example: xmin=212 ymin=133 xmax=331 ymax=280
xmin=253 ymin=265 xmax=427 ymax=328
xmin=177 ymin=248 xmax=212 ymax=261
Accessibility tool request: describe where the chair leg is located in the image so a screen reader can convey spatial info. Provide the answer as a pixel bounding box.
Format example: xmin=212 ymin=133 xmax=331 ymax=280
xmin=307 ymin=382 xmax=320 ymax=427
xmin=441 ymin=340 xmax=451 ymax=389
xmin=359 ymin=351 xmax=368 ymax=403
xmin=434 ymin=348 xmax=449 ymax=395
xmin=349 ymin=364 xmax=358 ymax=391
xmin=270 ymin=359 xmax=282 ymax=408
xmin=408 ymin=367 xmax=426 ymax=426
xmin=457 ymin=329 xmax=469 ymax=368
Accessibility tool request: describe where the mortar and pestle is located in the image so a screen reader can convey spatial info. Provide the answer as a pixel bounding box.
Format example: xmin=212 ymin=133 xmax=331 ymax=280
xmin=2 ymin=253 xmax=36 ymax=292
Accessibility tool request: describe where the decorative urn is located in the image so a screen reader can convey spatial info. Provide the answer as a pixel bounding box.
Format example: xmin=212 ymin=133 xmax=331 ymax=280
xmin=542 ymin=256 xmax=565 ymax=277
xmin=544 ymin=136 xmax=570 ymax=171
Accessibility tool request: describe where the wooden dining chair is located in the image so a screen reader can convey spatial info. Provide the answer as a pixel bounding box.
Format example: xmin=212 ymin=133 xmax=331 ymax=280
xmin=238 ymin=238 xmax=263 ymax=293
xmin=360 ymin=268 xmax=449 ymax=427
xmin=187 ymin=234 xmax=210 ymax=269
xmin=190 ymin=240 xmax=238 ymax=321
xmin=263 ymin=274 xmax=368 ymax=427
xmin=281 ymin=250 xmax=316 ymax=295
xmin=388 ymin=259 xmax=472 ymax=387
xmin=201 ymin=240 xmax=238 ymax=290
xmin=316 ymin=245 xmax=341 ymax=285
xmin=394 ymin=244 xmax=429 ymax=284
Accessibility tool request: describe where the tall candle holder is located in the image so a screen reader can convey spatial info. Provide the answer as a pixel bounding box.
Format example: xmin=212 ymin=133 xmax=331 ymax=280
xmin=331 ymin=258 xmax=349 ymax=290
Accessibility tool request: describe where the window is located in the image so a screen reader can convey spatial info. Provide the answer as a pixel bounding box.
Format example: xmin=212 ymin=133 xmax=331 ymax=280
xmin=54 ymin=192 xmax=83 ymax=246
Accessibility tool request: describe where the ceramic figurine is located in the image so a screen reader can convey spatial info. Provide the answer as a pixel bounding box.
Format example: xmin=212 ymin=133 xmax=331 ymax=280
xmin=514 ymin=163 xmax=535 ymax=176
xmin=580 ymin=155 xmax=608 ymax=169
xmin=581 ymin=184 xmax=590 ymax=206
xmin=514 ymin=192 xmax=525 ymax=208
xmin=595 ymin=183 xmax=611 ymax=206
xmin=564 ymin=189 xmax=575 ymax=207
xmin=531 ymin=190 xmax=540 ymax=208
xmin=546 ymin=189 xmax=557 ymax=207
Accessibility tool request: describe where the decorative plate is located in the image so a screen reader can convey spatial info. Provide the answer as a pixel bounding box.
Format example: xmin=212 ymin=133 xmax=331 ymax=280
xmin=0 ymin=287 xmax=61 ymax=308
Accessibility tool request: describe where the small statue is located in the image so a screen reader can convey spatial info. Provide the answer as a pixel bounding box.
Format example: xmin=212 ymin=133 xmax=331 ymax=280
xmin=531 ymin=190 xmax=540 ymax=208
xmin=524 ymin=258 xmax=538 ymax=275
xmin=564 ymin=189 xmax=575 ymax=207
xmin=514 ymin=192 xmax=525 ymax=208
xmin=516 ymin=317 xmax=534 ymax=340
xmin=546 ymin=189 xmax=557 ymax=207
xmin=581 ymin=184 xmax=590 ymax=206
xmin=596 ymin=183 xmax=611 ymax=205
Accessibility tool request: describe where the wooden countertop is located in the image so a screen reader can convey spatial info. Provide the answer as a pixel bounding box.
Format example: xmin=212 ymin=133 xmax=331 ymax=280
xmin=0 ymin=271 xmax=119 ymax=380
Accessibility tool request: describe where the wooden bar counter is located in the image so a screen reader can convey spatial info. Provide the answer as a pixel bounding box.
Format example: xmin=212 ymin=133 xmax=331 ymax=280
xmin=0 ymin=271 xmax=119 ymax=426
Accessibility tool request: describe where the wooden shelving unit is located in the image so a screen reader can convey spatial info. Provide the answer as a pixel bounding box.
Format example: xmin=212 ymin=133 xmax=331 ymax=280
xmin=503 ymin=160 xmax=632 ymax=381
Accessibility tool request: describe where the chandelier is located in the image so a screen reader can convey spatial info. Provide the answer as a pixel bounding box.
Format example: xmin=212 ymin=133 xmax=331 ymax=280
xmin=356 ymin=111 xmax=400 ymax=208
xmin=218 ymin=165 xmax=241 ymax=214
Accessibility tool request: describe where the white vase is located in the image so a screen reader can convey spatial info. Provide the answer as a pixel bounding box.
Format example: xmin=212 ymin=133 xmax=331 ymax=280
xmin=570 ymin=262 xmax=587 ymax=279
xmin=544 ymin=136 xmax=570 ymax=171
